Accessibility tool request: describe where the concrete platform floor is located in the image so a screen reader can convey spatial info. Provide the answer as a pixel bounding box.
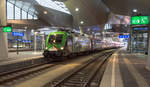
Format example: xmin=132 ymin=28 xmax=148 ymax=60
xmin=0 ymin=51 xmax=43 ymax=65
xmin=8 ymin=51 xmax=43 ymax=59
xmin=100 ymin=48 xmax=150 ymax=87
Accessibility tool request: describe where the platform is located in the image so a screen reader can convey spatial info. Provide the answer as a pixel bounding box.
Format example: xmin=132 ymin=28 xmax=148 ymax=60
xmin=100 ymin=49 xmax=150 ymax=87
xmin=0 ymin=51 xmax=43 ymax=64
xmin=8 ymin=48 xmax=32 ymax=52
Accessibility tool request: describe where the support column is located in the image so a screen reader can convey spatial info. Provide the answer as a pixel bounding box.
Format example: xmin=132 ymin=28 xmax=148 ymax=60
xmin=127 ymin=36 xmax=131 ymax=51
xmin=101 ymin=31 xmax=103 ymax=40
xmin=34 ymin=32 xmax=37 ymax=52
xmin=41 ymin=35 xmax=45 ymax=50
xmin=25 ymin=29 xmax=31 ymax=48
xmin=99 ymin=24 xmax=105 ymax=40
xmin=79 ymin=26 xmax=84 ymax=35
xmin=25 ymin=29 xmax=31 ymax=40
xmin=0 ymin=0 xmax=8 ymax=59
xmin=129 ymin=27 xmax=133 ymax=53
xmin=146 ymin=30 xmax=150 ymax=70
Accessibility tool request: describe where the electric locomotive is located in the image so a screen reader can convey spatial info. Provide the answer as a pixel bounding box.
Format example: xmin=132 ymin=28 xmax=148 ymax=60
xmin=43 ymin=30 xmax=93 ymax=59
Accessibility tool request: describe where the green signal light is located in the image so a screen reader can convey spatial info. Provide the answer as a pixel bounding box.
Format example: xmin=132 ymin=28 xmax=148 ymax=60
xmin=3 ymin=26 xmax=12 ymax=32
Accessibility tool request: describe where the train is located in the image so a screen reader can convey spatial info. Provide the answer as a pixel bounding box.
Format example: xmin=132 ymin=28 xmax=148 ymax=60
xmin=43 ymin=30 xmax=122 ymax=60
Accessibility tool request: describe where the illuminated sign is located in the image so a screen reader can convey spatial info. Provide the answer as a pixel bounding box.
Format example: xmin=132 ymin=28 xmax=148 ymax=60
xmin=133 ymin=27 xmax=148 ymax=31
xmin=119 ymin=35 xmax=130 ymax=38
xmin=3 ymin=26 xmax=12 ymax=32
xmin=16 ymin=39 xmax=22 ymax=41
xmin=15 ymin=39 xmax=31 ymax=43
xmin=22 ymin=40 xmax=31 ymax=43
xmin=92 ymin=26 xmax=100 ymax=31
xmin=131 ymin=16 xmax=149 ymax=25
xmin=12 ymin=32 xmax=24 ymax=36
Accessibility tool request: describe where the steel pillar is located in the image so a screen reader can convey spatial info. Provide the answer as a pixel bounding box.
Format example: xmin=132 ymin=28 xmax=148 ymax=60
xmin=0 ymin=0 xmax=8 ymax=59
xmin=146 ymin=29 xmax=150 ymax=70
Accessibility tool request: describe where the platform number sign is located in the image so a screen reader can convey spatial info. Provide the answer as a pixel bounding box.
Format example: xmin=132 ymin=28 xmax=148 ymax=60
xmin=131 ymin=16 xmax=149 ymax=25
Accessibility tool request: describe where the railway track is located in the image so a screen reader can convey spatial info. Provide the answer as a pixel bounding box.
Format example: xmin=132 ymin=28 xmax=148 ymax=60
xmin=44 ymin=50 xmax=114 ymax=87
xmin=0 ymin=49 xmax=115 ymax=87
xmin=0 ymin=62 xmax=56 ymax=86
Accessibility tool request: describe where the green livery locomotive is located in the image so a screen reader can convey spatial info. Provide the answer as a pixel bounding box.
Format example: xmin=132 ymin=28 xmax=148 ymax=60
xmin=43 ymin=30 xmax=92 ymax=60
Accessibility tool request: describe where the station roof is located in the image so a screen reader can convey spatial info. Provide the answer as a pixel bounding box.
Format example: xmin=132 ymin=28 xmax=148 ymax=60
xmin=7 ymin=0 xmax=150 ymax=33
xmin=103 ymin=0 xmax=150 ymax=16
xmin=8 ymin=0 xmax=70 ymax=15
xmin=7 ymin=0 xmax=73 ymax=27
xmin=35 ymin=0 xmax=70 ymax=14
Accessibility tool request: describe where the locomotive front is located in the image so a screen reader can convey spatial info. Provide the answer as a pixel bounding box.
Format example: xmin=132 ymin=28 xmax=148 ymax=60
xmin=43 ymin=31 xmax=67 ymax=58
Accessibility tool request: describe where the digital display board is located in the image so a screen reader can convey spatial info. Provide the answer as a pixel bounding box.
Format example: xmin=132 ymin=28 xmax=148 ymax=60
xmin=22 ymin=40 xmax=31 ymax=43
xmin=3 ymin=26 xmax=12 ymax=32
xmin=133 ymin=27 xmax=148 ymax=31
xmin=131 ymin=16 xmax=149 ymax=25
xmin=15 ymin=39 xmax=31 ymax=43
xmin=12 ymin=32 xmax=24 ymax=36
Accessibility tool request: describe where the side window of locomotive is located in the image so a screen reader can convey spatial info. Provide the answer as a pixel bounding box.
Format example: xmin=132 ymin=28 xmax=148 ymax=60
xmin=48 ymin=35 xmax=55 ymax=44
xmin=56 ymin=34 xmax=63 ymax=44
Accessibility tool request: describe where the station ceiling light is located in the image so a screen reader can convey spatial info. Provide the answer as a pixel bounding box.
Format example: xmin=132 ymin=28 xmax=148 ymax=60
xmin=75 ymin=8 xmax=79 ymax=12
xmin=24 ymin=27 xmax=27 ymax=29
xmin=31 ymin=29 xmax=34 ymax=33
xmin=133 ymin=9 xmax=138 ymax=13
xmin=80 ymin=21 xmax=84 ymax=24
xmin=34 ymin=32 xmax=38 ymax=34
xmin=43 ymin=11 xmax=48 ymax=14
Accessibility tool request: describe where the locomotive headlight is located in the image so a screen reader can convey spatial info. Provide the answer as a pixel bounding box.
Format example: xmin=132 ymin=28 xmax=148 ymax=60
xmin=60 ymin=47 xmax=64 ymax=50
xmin=53 ymin=40 xmax=56 ymax=43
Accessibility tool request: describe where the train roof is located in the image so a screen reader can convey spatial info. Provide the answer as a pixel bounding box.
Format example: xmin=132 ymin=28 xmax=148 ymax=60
xmin=50 ymin=31 xmax=67 ymax=34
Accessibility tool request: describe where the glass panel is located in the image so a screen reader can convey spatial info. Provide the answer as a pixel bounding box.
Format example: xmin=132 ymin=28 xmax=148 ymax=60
xmin=15 ymin=0 xmax=23 ymax=8
xmin=34 ymin=15 xmax=38 ymax=19
xmin=35 ymin=0 xmax=70 ymax=14
xmin=56 ymin=34 xmax=63 ymax=44
xmin=7 ymin=0 xmax=15 ymax=4
xmin=15 ymin=1 xmax=35 ymax=16
xmin=7 ymin=2 xmax=14 ymax=19
xmin=28 ymin=14 xmax=33 ymax=19
xmin=22 ymin=2 xmax=30 ymax=12
xmin=15 ymin=6 xmax=21 ymax=19
xmin=22 ymin=10 xmax=27 ymax=19
xmin=28 ymin=7 xmax=35 ymax=15
xmin=34 ymin=11 xmax=38 ymax=14
xmin=28 ymin=11 xmax=34 ymax=15
xmin=49 ymin=35 xmax=55 ymax=44
xmin=48 ymin=34 xmax=63 ymax=44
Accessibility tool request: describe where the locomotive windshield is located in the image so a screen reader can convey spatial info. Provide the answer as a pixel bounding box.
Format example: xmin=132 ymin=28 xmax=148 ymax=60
xmin=49 ymin=34 xmax=63 ymax=44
